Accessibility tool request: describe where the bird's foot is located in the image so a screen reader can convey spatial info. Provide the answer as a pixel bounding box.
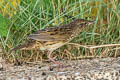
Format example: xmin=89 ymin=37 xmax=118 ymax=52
xmin=48 ymin=57 xmax=63 ymax=67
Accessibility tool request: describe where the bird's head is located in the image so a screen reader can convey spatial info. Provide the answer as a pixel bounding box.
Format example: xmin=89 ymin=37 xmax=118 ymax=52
xmin=74 ymin=19 xmax=95 ymax=26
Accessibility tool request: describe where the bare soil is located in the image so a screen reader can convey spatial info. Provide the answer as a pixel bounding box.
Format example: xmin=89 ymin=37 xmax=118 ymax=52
xmin=0 ymin=57 xmax=120 ymax=80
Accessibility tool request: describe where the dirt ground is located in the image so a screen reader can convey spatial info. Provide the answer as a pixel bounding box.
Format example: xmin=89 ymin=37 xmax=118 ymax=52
xmin=0 ymin=57 xmax=120 ymax=80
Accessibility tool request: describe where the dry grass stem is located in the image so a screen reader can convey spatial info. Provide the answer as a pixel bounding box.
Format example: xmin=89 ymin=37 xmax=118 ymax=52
xmin=89 ymin=44 xmax=120 ymax=49
xmin=68 ymin=43 xmax=120 ymax=49
xmin=71 ymin=55 xmax=103 ymax=60
xmin=68 ymin=43 xmax=90 ymax=48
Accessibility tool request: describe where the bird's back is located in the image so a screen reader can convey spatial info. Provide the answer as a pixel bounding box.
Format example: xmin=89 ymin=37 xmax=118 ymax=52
xmin=10 ymin=19 xmax=95 ymax=52
xmin=27 ymin=19 xmax=91 ymax=42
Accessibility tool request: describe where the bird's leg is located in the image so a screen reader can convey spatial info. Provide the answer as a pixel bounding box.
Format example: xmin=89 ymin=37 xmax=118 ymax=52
xmin=47 ymin=51 xmax=62 ymax=67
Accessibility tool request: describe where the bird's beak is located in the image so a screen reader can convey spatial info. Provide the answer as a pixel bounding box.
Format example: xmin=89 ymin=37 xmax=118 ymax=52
xmin=88 ymin=20 xmax=96 ymax=25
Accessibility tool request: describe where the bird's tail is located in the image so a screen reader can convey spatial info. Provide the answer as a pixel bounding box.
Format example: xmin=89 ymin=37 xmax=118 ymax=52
xmin=9 ymin=40 xmax=36 ymax=54
xmin=9 ymin=44 xmax=28 ymax=53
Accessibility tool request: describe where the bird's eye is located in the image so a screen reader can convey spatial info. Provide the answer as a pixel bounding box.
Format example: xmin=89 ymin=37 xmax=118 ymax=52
xmin=84 ymin=23 xmax=87 ymax=25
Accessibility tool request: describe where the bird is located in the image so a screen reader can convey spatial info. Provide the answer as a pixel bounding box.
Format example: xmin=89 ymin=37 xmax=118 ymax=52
xmin=10 ymin=18 xmax=95 ymax=66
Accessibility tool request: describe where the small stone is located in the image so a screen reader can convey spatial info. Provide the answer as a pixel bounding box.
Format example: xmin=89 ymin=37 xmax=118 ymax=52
xmin=38 ymin=66 xmax=41 ymax=69
xmin=42 ymin=72 xmax=46 ymax=76
xmin=49 ymin=67 xmax=54 ymax=71
xmin=0 ymin=63 xmax=3 ymax=71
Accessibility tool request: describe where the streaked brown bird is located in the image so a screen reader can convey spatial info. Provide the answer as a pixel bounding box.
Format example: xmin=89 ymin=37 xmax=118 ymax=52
xmin=10 ymin=18 xmax=95 ymax=66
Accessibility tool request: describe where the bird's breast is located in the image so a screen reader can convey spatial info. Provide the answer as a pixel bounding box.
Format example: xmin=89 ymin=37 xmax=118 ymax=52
xmin=42 ymin=41 xmax=66 ymax=51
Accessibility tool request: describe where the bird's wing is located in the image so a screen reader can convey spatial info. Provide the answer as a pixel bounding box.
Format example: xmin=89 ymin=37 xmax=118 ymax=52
xmin=27 ymin=26 xmax=72 ymax=41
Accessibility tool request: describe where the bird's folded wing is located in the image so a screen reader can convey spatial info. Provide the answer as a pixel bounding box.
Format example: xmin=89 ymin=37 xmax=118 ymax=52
xmin=27 ymin=29 xmax=71 ymax=41
xmin=28 ymin=34 xmax=67 ymax=41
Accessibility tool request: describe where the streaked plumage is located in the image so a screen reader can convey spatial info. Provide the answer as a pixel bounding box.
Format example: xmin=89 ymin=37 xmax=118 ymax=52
xmin=10 ymin=19 xmax=95 ymax=65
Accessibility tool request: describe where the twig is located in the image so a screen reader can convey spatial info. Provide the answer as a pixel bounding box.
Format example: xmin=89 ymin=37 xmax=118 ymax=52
xmin=68 ymin=43 xmax=90 ymax=48
xmin=89 ymin=44 xmax=120 ymax=49
xmin=71 ymin=55 xmax=105 ymax=59
xmin=68 ymin=43 xmax=120 ymax=49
